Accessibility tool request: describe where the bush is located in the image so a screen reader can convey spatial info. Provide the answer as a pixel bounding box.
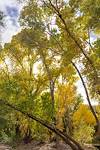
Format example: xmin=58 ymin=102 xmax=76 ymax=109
xmin=73 ymin=122 xmax=95 ymax=144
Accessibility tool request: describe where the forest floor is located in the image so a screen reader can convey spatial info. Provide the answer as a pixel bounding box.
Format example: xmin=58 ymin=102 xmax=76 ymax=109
xmin=0 ymin=141 xmax=96 ymax=150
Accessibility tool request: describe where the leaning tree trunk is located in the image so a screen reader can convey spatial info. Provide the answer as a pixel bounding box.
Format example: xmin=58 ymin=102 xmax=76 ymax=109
xmin=0 ymin=99 xmax=84 ymax=150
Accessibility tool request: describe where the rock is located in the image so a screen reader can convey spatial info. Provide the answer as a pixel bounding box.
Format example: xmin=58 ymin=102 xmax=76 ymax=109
xmin=0 ymin=144 xmax=11 ymax=150
xmin=84 ymin=144 xmax=97 ymax=150
xmin=39 ymin=143 xmax=55 ymax=150
xmin=39 ymin=142 xmax=71 ymax=150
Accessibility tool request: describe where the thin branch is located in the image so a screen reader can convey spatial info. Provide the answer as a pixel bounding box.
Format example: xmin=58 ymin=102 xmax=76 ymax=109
xmin=85 ymin=40 xmax=94 ymax=51
xmin=55 ymin=0 xmax=59 ymax=10
xmin=71 ymin=61 xmax=99 ymax=125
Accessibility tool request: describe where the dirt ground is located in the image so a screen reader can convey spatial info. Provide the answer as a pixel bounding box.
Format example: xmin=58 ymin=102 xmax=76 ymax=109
xmin=15 ymin=142 xmax=97 ymax=150
xmin=0 ymin=141 xmax=96 ymax=150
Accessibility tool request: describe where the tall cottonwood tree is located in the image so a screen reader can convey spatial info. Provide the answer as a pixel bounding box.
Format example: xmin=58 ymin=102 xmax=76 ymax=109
xmin=0 ymin=0 xmax=100 ymax=149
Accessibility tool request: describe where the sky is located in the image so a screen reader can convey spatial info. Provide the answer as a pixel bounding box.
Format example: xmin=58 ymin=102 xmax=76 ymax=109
xmin=0 ymin=0 xmax=98 ymax=105
xmin=0 ymin=0 xmax=22 ymax=44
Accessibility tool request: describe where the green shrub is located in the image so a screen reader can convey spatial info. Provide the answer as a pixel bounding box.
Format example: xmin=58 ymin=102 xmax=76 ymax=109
xmin=73 ymin=122 xmax=95 ymax=144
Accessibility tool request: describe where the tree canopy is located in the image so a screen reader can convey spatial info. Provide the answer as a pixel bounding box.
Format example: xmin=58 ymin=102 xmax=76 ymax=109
xmin=0 ymin=0 xmax=100 ymax=149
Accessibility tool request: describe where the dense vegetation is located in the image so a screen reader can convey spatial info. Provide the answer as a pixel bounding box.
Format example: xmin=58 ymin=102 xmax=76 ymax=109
xmin=0 ymin=0 xmax=100 ymax=150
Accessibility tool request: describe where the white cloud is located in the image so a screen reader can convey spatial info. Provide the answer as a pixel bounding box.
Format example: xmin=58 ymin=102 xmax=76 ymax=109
xmin=0 ymin=0 xmax=23 ymax=44
xmin=0 ymin=0 xmax=17 ymax=9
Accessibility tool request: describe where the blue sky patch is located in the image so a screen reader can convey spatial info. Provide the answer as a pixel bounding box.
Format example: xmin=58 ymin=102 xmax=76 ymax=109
xmin=6 ymin=6 xmax=19 ymax=17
